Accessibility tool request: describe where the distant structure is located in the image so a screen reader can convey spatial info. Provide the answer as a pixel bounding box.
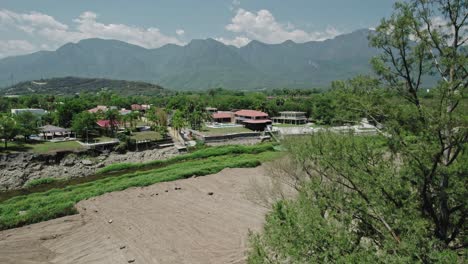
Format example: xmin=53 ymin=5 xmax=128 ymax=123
xmin=212 ymin=111 xmax=234 ymax=123
xmin=96 ymin=120 xmax=122 ymax=129
xmin=272 ymin=111 xmax=308 ymax=125
xmin=119 ymin=109 xmax=132 ymax=116
xmin=11 ymin=108 xmax=47 ymax=116
xmin=235 ymin=109 xmax=272 ymax=131
xmin=88 ymin=105 xmax=117 ymax=113
xmin=205 ymin=107 xmax=218 ymax=114
xmin=131 ymin=104 xmax=151 ymax=112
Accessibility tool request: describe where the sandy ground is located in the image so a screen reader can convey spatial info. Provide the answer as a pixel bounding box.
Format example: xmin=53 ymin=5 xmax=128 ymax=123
xmin=0 ymin=166 xmax=274 ymax=264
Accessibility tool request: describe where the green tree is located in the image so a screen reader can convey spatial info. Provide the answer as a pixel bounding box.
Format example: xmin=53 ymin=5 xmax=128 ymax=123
xmin=14 ymin=112 xmax=39 ymax=141
xmin=0 ymin=115 xmax=18 ymax=149
xmin=71 ymin=112 xmax=97 ymax=140
xmin=171 ymin=110 xmax=185 ymax=134
xmin=370 ymin=0 xmax=467 ymax=246
xmin=105 ymin=109 xmax=121 ymax=137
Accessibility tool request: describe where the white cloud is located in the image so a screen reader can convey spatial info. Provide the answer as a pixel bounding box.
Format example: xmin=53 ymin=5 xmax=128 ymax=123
xmin=0 ymin=9 xmax=184 ymax=58
xmin=215 ymin=36 xmax=250 ymax=47
xmin=223 ymin=8 xmax=341 ymax=44
xmin=176 ymin=29 xmax=185 ymax=36
xmin=0 ymin=40 xmax=36 ymax=58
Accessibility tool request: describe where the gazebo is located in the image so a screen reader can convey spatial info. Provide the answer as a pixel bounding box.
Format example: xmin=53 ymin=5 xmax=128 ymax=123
xmin=39 ymin=125 xmax=73 ymax=141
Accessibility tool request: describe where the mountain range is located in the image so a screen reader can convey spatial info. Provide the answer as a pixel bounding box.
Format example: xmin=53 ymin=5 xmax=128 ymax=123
xmin=0 ymin=29 xmax=379 ymax=90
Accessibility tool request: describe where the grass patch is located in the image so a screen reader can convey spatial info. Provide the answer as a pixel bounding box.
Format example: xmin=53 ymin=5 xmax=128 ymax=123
xmin=199 ymin=125 xmax=252 ymax=136
xmin=0 ymin=151 xmax=276 ymax=230
xmin=273 ymin=123 xmax=307 ymax=127
xmin=1 ymin=141 xmax=84 ymax=154
xmin=97 ymin=143 xmax=275 ymax=174
xmin=130 ymin=131 xmax=162 ymax=141
xmin=24 ymin=178 xmax=60 ymax=188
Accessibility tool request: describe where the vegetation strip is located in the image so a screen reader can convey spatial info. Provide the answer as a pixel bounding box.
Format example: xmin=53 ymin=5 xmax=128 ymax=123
xmin=97 ymin=144 xmax=275 ymax=174
xmin=0 ymin=147 xmax=277 ymax=230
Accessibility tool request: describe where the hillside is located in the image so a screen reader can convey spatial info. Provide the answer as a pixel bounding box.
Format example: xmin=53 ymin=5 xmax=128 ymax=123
xmin=0 ymin=77 xmax=165 ymax=96
xmin=0 ymin=29 xmax=380 ymax=90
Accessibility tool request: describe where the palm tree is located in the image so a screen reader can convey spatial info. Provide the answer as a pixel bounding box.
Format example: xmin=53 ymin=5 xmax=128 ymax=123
xmin=105 ymin=109 xmax=120 ymax=137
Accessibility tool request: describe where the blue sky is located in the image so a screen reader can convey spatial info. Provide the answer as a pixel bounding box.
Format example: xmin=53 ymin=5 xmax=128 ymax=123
xmin=0 ymin=0 xmax=398 ymax=58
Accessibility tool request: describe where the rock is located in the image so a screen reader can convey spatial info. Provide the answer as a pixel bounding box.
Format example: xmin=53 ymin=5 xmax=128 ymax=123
xmin=120 ymin=245 xmax=126 ymax=250
xmin=96 ymin=163 xmax=105 ymax=168
xmin=207 ymin=192 xmax=214 ymax=196
xmin=128 ymin=259 xmax=135 ymax=263
xmin=81 ymin=159 xmax=93 ymax=166
xmin=108 ymin=219 xmax=113 ymax=224
xmin=32 ymin=164 xmax=42 ymax=171
xmin=62 ymin=157 xmax=76 ymax=166
xmin=165 ymin=190 xmax=168 ymax=192
xmin=39 ymin=234 xmax=58 ymax=240
xmin=18 ymin=210 xmax=27 ymax=216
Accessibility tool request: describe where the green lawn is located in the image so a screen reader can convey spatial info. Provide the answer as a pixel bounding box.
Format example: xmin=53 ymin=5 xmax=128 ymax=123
xmin=0 ymin=144 xmax=280 ymax=230
xmin=273 ymin=123 xmax=307 ymax=128
xmin=130 ymin=131 xmax=163 ymax=141
xmin=199 ymin=126 xmax=252 ymax=136
xmin=1 ymin=141 xmax=84 ymax=154
xmin=93 ymin=136 xmax=116 ymax=143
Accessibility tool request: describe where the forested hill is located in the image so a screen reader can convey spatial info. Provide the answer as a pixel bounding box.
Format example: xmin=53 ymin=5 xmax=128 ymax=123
xmin=0 ymin=77 xmax=165 ymax=96
xmin=0 ymin=29 xmax=380 ymax=90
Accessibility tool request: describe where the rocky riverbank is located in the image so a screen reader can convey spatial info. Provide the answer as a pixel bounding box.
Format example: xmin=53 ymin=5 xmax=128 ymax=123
xmin=0 ymin=147 xmax=179 ymax=191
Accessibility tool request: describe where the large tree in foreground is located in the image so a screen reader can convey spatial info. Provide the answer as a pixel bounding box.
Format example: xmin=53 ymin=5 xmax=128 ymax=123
xmin=248 ymin=1 xmax=466 ymax=263
xmin=370 ymin=0 xmax=467 ymax=247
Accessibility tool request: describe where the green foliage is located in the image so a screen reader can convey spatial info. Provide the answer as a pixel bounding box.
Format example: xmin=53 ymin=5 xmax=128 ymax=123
xmin=14 ymin=111 xmax=39 ymax=140
xmin=25 ymin=178 xmax=60 ymax=188
xmin=248 ymin=134 xmax=462 ymax=263
xmin=97 ymin=143 xmax=275 ymax=174
xmin=171 ymin=109 xmax=185 ymax=132
xmin=0 ymin=114 xmax=18 ymax=149
xmin=71 ymin=112 xmax=97 ymax=139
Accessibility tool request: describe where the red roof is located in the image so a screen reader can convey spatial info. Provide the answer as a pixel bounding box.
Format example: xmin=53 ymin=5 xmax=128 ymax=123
xmin=235 ymin=110 xmax=268 ymax=117
xmin=213 ymin=112 xmax=232 ymax=119
xmin=96 ymin=120 xmax=120 ymax=128
xmin=131 ymin=104 xmax=143 ymax=111
xmin=243 ymin=119 xmax=272 ymax=124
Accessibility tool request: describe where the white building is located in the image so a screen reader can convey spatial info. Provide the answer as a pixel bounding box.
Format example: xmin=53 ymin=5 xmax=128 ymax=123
xmin=11 ymin=108 xmax=47 ymax=116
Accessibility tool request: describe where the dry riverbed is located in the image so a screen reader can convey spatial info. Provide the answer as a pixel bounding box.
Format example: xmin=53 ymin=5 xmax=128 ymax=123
xmin=0 ymin=166 xmax=274 ymax=264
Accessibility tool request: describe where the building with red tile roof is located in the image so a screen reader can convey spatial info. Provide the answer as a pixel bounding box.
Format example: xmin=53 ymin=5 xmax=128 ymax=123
xmin=212 ymin=112 xmax=234 ymax=123
xmin=96 ymin=120 xmax=121 ymax=128
xmin=234 ymin=109 xmax=271 ymax=131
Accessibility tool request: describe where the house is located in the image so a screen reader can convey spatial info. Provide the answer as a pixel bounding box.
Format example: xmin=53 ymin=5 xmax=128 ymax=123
xmin=39 ymin=125 xmax=73 ymax=140
xmin=88 ymin=105 xmax=118 ymax=113
xmin=131 ymin=104 xmax=151 ymax=112
xmin=212 ymin=111 xmax=234 ymax=123
xmin=234 ymin=110 xmax=272 ymax=131
xmin=88 ymin=105 xmax=108 ymax=113
xmin=205 ymin=107 xmax=218 ymax=114
xmin=96 ymin=120 xmax=121 ymax=129
xmin=272 ymin=111 xmax=308 ymax=125
xmin=119 ymin=109 xmax=132 ymax=116
xmin=11 ymin=108 xmax=46 ymax=116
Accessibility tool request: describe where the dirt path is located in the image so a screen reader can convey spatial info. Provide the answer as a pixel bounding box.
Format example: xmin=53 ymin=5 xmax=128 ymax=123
xmin=0 ymin=166 xmax=272 ymax=264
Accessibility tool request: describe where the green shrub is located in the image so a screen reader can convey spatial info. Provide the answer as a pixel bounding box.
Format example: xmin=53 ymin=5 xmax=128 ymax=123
xmin=24 ymin=178 xmax=60 ymax=188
